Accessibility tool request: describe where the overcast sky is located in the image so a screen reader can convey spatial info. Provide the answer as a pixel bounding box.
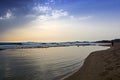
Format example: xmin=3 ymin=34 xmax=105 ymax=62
xmin=0 ymin=0 xmax=120 ymax=42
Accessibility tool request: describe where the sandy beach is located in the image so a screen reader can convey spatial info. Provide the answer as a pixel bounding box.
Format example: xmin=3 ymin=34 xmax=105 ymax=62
xmin=64 ymin=43 xmax=120 ymax=80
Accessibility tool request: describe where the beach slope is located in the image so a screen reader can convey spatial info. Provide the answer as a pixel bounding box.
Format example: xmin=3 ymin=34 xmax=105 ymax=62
xmin=64 ymin=44 xmax=120 ymax=80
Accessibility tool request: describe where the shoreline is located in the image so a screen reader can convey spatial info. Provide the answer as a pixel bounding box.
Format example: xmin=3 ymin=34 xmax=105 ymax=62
xmin=0 ymin=42 xmax=111 ymax=50
xmin=64 ymin=43 xmax=120 ymax=80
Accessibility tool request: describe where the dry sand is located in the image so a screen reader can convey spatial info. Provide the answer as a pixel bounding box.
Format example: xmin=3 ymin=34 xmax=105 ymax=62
xmin=64 ymin=43 xmax=120 ymax=80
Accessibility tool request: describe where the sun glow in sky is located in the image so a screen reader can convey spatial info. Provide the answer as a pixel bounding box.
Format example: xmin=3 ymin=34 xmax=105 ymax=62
xmin=0 ymin=0 xmax=120 ymax=42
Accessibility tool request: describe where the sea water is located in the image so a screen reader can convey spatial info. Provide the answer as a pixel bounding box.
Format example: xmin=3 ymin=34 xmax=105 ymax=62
xmin=0 ymin=46 xmax=109 ymax=80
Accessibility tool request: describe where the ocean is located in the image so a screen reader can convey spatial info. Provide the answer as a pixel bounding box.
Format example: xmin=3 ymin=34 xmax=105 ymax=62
xmin=0 ymin=46 xmax=109 ymax=80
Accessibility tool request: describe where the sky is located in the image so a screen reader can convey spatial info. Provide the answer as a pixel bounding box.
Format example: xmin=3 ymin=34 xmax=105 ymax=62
xmin=0 ymin=0 xmax=120 ymax=42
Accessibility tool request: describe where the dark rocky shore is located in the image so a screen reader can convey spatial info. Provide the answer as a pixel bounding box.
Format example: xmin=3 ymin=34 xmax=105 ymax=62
xmin=64 ymin=43 xmax=120 ymax=80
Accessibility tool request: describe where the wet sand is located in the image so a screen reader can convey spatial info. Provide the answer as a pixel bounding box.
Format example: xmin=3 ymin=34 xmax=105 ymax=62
xmin=64 ymin=43 xmax=120 ymax=80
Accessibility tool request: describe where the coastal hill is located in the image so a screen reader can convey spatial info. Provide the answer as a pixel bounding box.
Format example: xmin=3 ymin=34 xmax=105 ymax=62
xmin=64 ymin=43 xmax=120 ymax=80
xmin=95 ymin=39 xmax=120 ymax=43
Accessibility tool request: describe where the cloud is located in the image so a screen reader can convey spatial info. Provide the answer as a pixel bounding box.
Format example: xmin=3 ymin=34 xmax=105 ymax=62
xmin=32 ymin=4 xmax=68 ymax=18
xmin=70 ymin=15 xmax=93 ymax=21
xmin=51 ymin=9 xmax=68 ymax=18
xmin=78 ymin=16 xmax=92 ymax=20
xmin=0 ymin=0 xmax=93 ymax=35
xmin=27 ymin=4 xmax=68 ymax=21
xmin=0 ymin=0 xmax=61 ymax=33
xmin=49 ymin=0 xmax=55 ymax=3
xmin=33 ymin=5 xmax=52 ymax=13
xmin=0 ymin=0 xmax=36 ymax=33
xmin=0 ymin=10 xmax=13 ymax=20
xmin=45 ymin=0 xmax=56 ymax=5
